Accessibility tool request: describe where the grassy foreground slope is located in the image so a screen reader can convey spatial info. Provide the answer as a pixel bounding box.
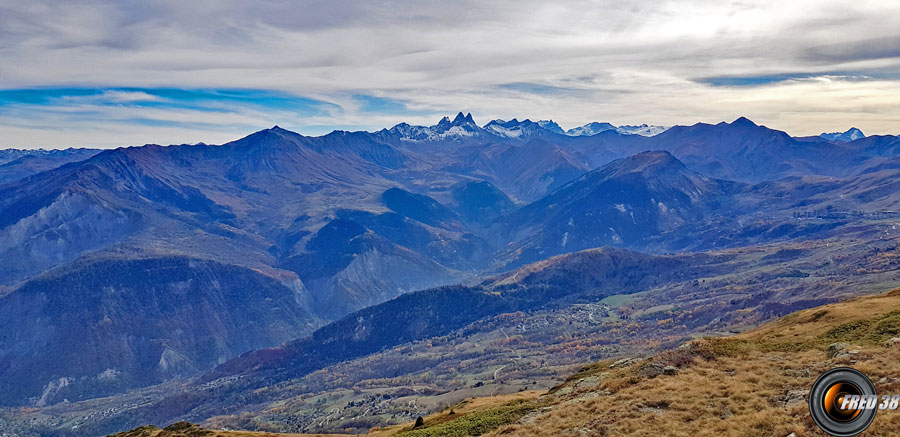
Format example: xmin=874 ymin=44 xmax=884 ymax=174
xmin=107 ymin=421 xmax=341 ymax=437
xmin=396 ymin=289 xmax=900 ymax=437
xmin=479 ymin=289 xmax=900 ymax=436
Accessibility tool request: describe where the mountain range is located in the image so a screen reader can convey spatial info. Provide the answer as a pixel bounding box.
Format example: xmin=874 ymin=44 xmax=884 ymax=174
xmin=2 ymin=114 xmax=900 ymax=435
xmin=0 ymin=148 xmax=100 ymax=184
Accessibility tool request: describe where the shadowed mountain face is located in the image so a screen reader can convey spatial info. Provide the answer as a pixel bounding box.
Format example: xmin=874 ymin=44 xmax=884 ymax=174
xmin=434 ymin=139 xmax=593 ymax=201
xmin=496 ymin=151 xmax=745 ymax=266
xmin=381 ymin=187 xmax=461 ymax=229
xmin=0 ymin=257 xmax=316 ymax=406
xmin=449 ymin=180 xmax=517 ymax=224
xmin=2 ymin=116 xmax=900 ymax=411
xmin=637 ymin=118 xmax=846 ymax=182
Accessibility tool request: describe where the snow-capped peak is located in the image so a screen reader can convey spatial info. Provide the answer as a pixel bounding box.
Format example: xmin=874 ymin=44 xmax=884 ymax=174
xmin=566 ymin=122 xmax=616 ymax=136
xmin=450 ymin=112 xmax=476 ymax=127
xmin=615 ymin=124 xmax=669 ymax=136
xmin=386 ymin=113 xmax=487 ymax=142
xmin=386 ymin=114 xmax=669 ymax=142
xmin=536 ymin=120 xmax=565 ymax=135
xmin=483 ymin=118 xmax=551 ymax=139
xmin=564 ymin=122 xmax=668 ymax=137
xmin=820 ymin=127 xmax=865 ymax=142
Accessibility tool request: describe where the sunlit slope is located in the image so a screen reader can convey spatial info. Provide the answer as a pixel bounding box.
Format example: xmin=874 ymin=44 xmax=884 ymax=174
xmin=469 ymin=289 xmax=900 ymax=436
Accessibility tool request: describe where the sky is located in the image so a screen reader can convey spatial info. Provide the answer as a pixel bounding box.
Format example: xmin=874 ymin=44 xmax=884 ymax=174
xmin=1 ymin=0 xmax=900 ymax=148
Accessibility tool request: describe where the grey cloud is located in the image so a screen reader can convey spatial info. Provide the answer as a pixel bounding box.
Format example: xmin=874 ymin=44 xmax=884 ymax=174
xmin=2 ymin=0 xmax=900 ymax=146
xmin=805 ymin=36 xmax=900 ymax=64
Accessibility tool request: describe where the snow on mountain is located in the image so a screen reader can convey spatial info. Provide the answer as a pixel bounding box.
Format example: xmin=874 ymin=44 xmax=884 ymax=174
xmin=386 ymin=112 xmax=485 ymax=142
xmin=385 ymin=122 xmax=435 ymax=141
xmin=483 ymin=119 xmax=524 ymax=139
xmin=563 ymin=121 xmax=667 ymax=137
xmin=566 ymin=122 xmax=616 ymax=136
xmin=536 ymin=120 xmax=566 ymax=135
xmin=384 ymin=113 xmax=668 ymax=141
xmin=482 ymin=118 xmax=554 ymax=139
xmin=616 ymin=124 xmax=668 ymax=136
xmin=820 ymin=127 xmax=865 ymax=142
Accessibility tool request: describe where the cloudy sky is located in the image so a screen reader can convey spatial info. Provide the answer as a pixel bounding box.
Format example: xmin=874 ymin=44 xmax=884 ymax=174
xmin=2 ymin=0 xmax=900 ymax=148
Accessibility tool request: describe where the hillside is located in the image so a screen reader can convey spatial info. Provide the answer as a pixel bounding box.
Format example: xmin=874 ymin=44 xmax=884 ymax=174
xmin=108 ymin=422 xmax=334 ymax=437
xmin=496 ymin=151 xmax=743 ymax=265
xmin=106 ymin=284 xmax=900 ymax=436
xmin=0 ymin=256 xmax=318 ymax=405
xmin=394 ymin=288 xmax=900 ymax=436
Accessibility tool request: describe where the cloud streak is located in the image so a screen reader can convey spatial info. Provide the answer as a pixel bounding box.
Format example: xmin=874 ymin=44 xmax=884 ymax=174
xmin=1 ymin=0 xmax=899 ymax=147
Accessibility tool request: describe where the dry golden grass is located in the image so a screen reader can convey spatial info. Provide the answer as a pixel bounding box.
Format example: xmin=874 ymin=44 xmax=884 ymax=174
xmin=370 ymin=390 xmax=543 ymax=436
xmin=115 ymin=392 xmax=546 ymax=437
xmin=747 ymin=289 xmax=900 ymax=342
xmin=480 ymin=289 xmax=900 ymax=437
xmin=109 ymin=422 xmax=348 ymax=437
